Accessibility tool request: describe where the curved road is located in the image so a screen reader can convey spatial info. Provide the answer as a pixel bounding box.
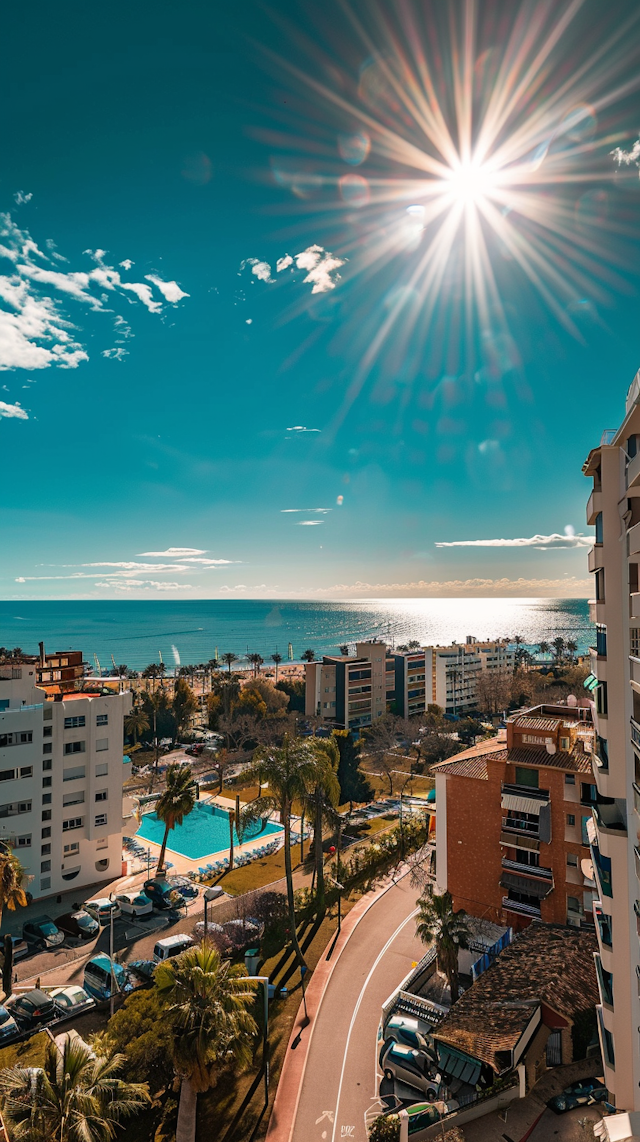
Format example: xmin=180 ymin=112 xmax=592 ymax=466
xmin=292 ymin=873 xmax=424 ymax=1142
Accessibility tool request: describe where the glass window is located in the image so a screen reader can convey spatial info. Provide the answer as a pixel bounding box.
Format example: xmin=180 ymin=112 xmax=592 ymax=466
xmin=62 ymin=816 xmax=84 ymax=831
xmin=64 ymin=716 xmax=85 ymax=728
xmin=63 ymin=791 xmax=84 ymax=806
xmin=42 ymin=777 xmax=52 ymax=788
xmin=95 ymin=738 xmax=109 ymax=752
xmin=43 ymin=759 xmax=52 ymax=771
xmin=41 ymin=843 xmax=51 ymax=855
xmin=16 ymin=835 xmax=31 ymax=847
xmin=94 ymin=813 xmax=108 ymax=826
xmin=40 ymin=860 xmax=51 ymax=873
xmin=41 ymin=827 xmax=51 ymax=838
xmin=595 ymin=511 xmax=603 ymax=544
xmin=567 ymin=853 xmax=578 ymax=866
xmin=64 ymin=741 xmax=85 ymax=755
xmin=95 ymin=790 xmax=108 ymax=802
xmin=565 ymin=773 xmax=575 ymax=785
xmin=42 ymin=743 xmax=52 ymax=754
xmin=41 ymin=810 xmax=51 ymax=822
xmin=42 ymin=793 xmax=52 ymax=804
xmin=96 ymin=714 xmax=108 ymax=726
xmin=40 ymin=877 xmax=51 ymax=891
xmin=515 ymin=767 xmax=539 ymax=788
xmin=567 ymin=813 xmax=576 ymax=826
xmin=596 ymin=625 xmax=607 ymax=657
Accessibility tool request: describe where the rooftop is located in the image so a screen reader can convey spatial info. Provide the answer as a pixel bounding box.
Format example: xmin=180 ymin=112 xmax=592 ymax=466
xmin=434 ymin=923 xmax=598 ymax=1074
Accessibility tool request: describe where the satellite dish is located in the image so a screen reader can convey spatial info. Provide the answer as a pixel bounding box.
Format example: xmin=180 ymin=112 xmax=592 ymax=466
xmin=546 ymin=741 xmax=557 ymax=755
xmin=567 ymin=694 xmax=578 ymax=707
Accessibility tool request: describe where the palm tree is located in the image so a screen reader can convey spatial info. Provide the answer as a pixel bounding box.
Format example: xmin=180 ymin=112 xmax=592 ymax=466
xmin=538 ymin=640 xmax=550 ymax=661
xmin=0 ymin=846 xmax=28 ymax=930
xmin=566 ymin=639 xmax=578 ymax=662
xmin=271 ymin=652 xmax=283 ymax=682
xmin=339 ymin=644 xmax=350 ymax=656
xmin=155 ymin=942 xmax=257 ymax=1142
xmin=407 ymin=640 xmax=421 ymax=650
xmin=142 ymin=664 xmax=159 ymax=692
xmin=221 ymin=652 xmax=238 ymax=675
xmin=415 ymin=891 xmax=471 ymax=1003
xmin=207 ymin=658 xmax=220 ymax=690
xmin=306 ymin=739 xmax=340 ymax=911
xmin=246 ymin=653 xmax=262 ymax=678
xmin=155 ymin=764 xmax=196 ymax=874
xmin=243 ymin=738 xmax=322 ymax=967
xmin=0 ymin=1033 xmax=150 ymax=1142
xmin=552 ymin=636 xmax=566 ymax=665
xmin=301 ymin=649 xmax=315 ymax=663
xmin=124 ymin=708 xmax=150 ymax=746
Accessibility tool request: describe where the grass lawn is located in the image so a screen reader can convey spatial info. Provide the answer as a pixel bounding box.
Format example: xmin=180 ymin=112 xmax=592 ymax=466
xmin=214 ymin=844 xmax=309 ymax=896
xmin=0 ymin=1029 xmax=48 ymax=1071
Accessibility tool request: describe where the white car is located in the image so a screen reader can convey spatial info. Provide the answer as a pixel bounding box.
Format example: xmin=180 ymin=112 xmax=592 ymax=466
xmin=84 ymin=898 xmax=122 ymax=925
xmin=116 ymin=892 xmax=153 ymax=918
xmin=50 ymin=985 xmax=95 ymax=1018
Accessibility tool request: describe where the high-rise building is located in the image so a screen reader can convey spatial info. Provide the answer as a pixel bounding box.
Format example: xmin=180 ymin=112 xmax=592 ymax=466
xmin=582 ymin=374 xmax=640 ymax=1109
xmin=305 ymin=642 xmax=393 ymax=730
xmin=434 ymin=703 xmax=596 ymax=930
xmin=0 ymin=657 xmax=131 ymax=900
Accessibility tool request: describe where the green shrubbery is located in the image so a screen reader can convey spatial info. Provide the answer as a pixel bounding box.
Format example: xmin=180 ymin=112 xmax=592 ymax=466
xmin=368 ymin=1114 xmax=401 ymax=1141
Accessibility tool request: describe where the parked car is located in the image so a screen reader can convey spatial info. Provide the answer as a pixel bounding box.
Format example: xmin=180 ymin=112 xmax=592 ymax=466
xmin=22 ymin=916 xmax=64 ymax=950
xmin=83 ymin=954 xmax=131 ymax=1001
xmin=83 ymin=897 xmax=122 ymax=925
xmin=153 ymin=934 xmax=194 ymax=963
xmin=10 ymin=988 xmax=57 ymax=1029
xmin=128 ymin=959 xmax=157 ymax=984
xmin=50 ymin=985 xmax=95 ymax=1018
xmin=384 ymin=1015 xmax=434 ymax=1053
xmin=0 ymin=1005 xmax=19 ymax=1043
xmin=56 ymin=910 xmax=100 ymax=941
xmin=185 ymin=744 xmax=204 ymax=756
xmin=165 ymin=875 xmax=199 ymax=900
xmin=380 ymin=1042 xmax=441 ymax=1099
xmin=143 ymin=879 xmax=185 ymax=911
xmin=116 ymin=892 xmax=153 ymax=918
xmin=547 ymin=1078 xmax=608 ymax=1114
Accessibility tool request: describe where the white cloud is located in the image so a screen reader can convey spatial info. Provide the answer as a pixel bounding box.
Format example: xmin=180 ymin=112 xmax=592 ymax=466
xmin=297 ymin=520 xmax=324 ymax=526
xmin=435 ymin=533 xmax=593 ymax=550
xmin=180 ymin=557 xmax=237 ymax=565
xmin=137 ymin=547 xmax=207 ymax=556
xmin=145 ymin=274 xmax=189 ymax=303
xmin=101 ymin=348 xmax=128 ymax=361
xmin=0 ymin=212 xmax=188 ymax=372
xmin=95 ymin=580 xmax=193 ymax=592
xmin=13 ymin=191 xmax=33 ymax=205
xmin=0 ymin=400 xmax=28 ymax=420
xmin=241 ymin=245 xmax=345 ymax=295
xmin=119 ymin=259 xmax=134 ymax=270
xmin=81 ymin=561 xmax=191 ymax=571
xmin=612 ymin=138 xmax=640 ymax=168
xmin=281 ymin=507 xmax=331 ymax=513
xmin=286 ymin=426 xmax=321 ymax=433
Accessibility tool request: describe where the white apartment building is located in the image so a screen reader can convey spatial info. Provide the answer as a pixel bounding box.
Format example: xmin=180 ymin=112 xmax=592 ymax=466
xmin=583 ymin=369 xmax=640 ymax=1111
xmin=0 ymin=660 xmax=131 ymax=901
xmin=305 ymin=642 xmax=393 ymax=730
xmin=425 ymin=637 xmax=514 ymax=715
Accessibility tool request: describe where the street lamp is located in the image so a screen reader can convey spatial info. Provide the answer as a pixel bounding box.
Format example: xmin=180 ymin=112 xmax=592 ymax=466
xmin=108 ymin=891 xmax=117 ymax=1019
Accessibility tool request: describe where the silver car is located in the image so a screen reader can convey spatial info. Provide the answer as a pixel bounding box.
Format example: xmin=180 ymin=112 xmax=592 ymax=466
xmin=380 ymin=1042 xmax=441 ymax=1099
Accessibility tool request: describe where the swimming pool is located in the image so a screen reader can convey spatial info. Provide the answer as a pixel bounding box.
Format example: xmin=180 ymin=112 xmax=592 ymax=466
xmin=135 ymin=801 xmax=283 ymax=861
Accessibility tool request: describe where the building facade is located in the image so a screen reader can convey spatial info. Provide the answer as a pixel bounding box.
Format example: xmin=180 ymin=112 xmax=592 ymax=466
xmin=434 ymin=704 xmax=596 ymax=932
xmin=0 ymin=660 xmax=131 ymax=901
xmin=582 ymin=372 xmax=640 ymax=1109
xmin=305 ymin=642 xmax=394 ymax=730
xmin=425 ymin=637 xmax=515 ymax=715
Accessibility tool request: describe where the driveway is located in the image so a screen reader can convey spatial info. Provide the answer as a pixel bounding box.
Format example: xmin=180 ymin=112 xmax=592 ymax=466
xmin=291 ymin=873 xmax=424 ymax=1142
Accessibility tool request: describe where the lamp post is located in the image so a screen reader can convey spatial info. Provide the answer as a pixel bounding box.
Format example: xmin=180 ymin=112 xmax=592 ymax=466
xmin=203 ymin=886 xmax=219 ymax=938
xmin=108 ymin=891 xmax=117 ymax=1019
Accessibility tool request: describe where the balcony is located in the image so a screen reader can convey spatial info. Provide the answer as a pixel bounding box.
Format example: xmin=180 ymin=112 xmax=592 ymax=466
xmin=501 ymin=896 xmax=541 ymax=919
xmin=501 ymin=857 xmax=553 ymax=881
xmin=592 ymin=799 xmax=627 ymax=835
xmin=594 ymin=903 xmax=613 ymax=948
xmin=587 ymin=489 xmax=602 ymax=525
xmin=501 ymin=782 xmax=550 ymax=801
xmin=628 ymin=450 xmax=640 ymax=490
xmin=632 ymin=718 xmax=640 ymax=753
xmin=631 ymin=594 xmax=640 ymax=621
xmin=501 ymin=817 xmax=540 ymax=840
xmin=588 ymin=545 xmax=604 ymax=572
xmin=630 ymin=520 xmax=640 ymax=557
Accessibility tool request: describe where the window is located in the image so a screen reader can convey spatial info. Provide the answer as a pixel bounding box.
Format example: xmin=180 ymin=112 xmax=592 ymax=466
xmin=42 ymin=793 xmax=52 ymax=805
xmin=95 ymin=763 xmax=108 ymax=777
xmin=632 ymin=629 xmax=640 ymax=657
xmin=596 ymin=682 xmax=608 ymax=716
xmin=595 ymin=511 xmax=603 ymax=544
xmin=43 ymin=707 xmax=52 ymax=721
xmin=94 ymin=813 xmax=107 ymax=827
xmin=95 ymin=738 xmax=109 ymax=752
xmin=42 ymin=777 xmax=52 ymax=788
xmin=0 ymin=801 xmax=32 ymax=818
xmin=95 ymin=790 xmax=108 ymax=802
xmin=581 ymin=782 xmax=598 ymax=805
xmin=62 ymin=816 xmax=84 ymax=831
xmin=63 ymin=842 xmax=79 ymax=855
xmin=63 ymin=791 xmax=84 ymax=806
xmin=64 ymin=741 xmax=85 ymax=755
xmin=565 ymin=773 xmax=575 ymax=786
xmin=0 ymin=769 xmax=15 ymax=783
xmin=515 ymin=767 xmax=539 ymax=789
xmin=40 ymin=877 xmax=51 ymax=891
xmin=596 ymin=624 xmax=607 ymax=657
xmin=16 ymin=835 xmax=31 ymax=847
xmin=567 ymin=853 xmax=578 ymax=867
xmin=40 ymin=860 xmax=51 ymax=873
xmin=43 ymin=725 xmax=52 ymax=738
xmin=95 ymin=858 xmax=109 ymax=872
xmin=595 ymin=567 xmax=605 ymax=601
xmin=42 ymin=810 xmax=51 ymax=821
xmin=96 ymin=714 xmax=108 ymax=726
xmin=0 ymin=732 xmax=33 ymax=747
xmin=19 ymin=766 xmax=32 ymax=779
xmin=567 ymin=813 xmax=576 ymax=826
xmin=62 ymin=868 xmax=80 ymax=881
xmin=41 ymin=827 xmax=51 ymax=838
xmin=567 ymin=895 xmax=581 ymax=912
xmin=63 ymin=765 xmax=85 ymax=782
xmin=43 ymin=759 xmax=52 ymax=771
xmin=42 ymin=743 xmax=52 ymax=754
xmin=0 ymin=700 xmax=8 ymax=711
xmin=41 ymin=843 xmax=51 ymax=855
xmin=64 ymin=715 xmax=85 ymax=728
xmin=560 ymin=736 xmax=570 ymax=752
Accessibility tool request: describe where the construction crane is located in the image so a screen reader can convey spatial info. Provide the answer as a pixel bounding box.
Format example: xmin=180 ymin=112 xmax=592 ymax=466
xmin=93 ymin=653 xmax=102 ymax=677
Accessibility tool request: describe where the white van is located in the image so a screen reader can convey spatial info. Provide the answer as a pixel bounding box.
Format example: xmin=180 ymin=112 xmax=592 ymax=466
xmin=153 ymin=934 xmax=194 ymax=963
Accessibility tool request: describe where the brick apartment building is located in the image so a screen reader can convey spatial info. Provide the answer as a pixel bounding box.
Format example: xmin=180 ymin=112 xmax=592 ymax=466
xmin=434 ymin=704 xmax=597 ymax=931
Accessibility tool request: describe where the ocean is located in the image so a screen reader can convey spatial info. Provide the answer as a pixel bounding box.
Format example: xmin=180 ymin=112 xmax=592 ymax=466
xmin=0 ymin=598 xmax=593 ymax=671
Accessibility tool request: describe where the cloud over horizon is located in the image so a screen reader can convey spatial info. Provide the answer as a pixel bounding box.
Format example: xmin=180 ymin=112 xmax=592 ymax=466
xmin=435 ymin=533 xmax=593 ymax=550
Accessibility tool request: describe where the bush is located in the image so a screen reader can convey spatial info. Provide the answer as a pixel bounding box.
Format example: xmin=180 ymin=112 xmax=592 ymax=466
xmin=99 ymin=987 xmax=174 ymax=1093
xmin=368 ymin=1114 xmax=400 ymax=1141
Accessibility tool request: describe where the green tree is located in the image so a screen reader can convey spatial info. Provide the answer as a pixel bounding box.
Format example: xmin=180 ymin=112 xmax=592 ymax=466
xmin=221 ymin=652 xmax=238 ymax=675
xmin=275 ymin=678 xmax=305 ymax=713
xmin=332 ymin=730 xmax=373 ymax=812
xmin=124 ymin=708 xmax=150 ymax=745
xmin=307 ymin=738 xmax=340 ymax=910
xmin=155 ymin=942 xmax=257 ymax=1142
xmin=172 ymin=677 xmax=198 ymax=737
xmin=552 ymin=636 xmax=566 ymax=664
xmin=271 ymin=651 xmax=283 ymax=682
xmin=243 ymin=737 xmax=322 ymax=967
xmin=415 ymin=890 xmax=471 ymax=1003
xmin=95 ymin=986 xmax=174 ymax=1092
xmin=0 ymin=1033 xmax=150 ymax=1142
xmin=538 ymin=640 xmax=550 ymax=660
xmin=301 ymin=649 xmax=315 ymax=662
xmin=456 ymin=717 xmax=484 ymax=746
xmin=155 ymin=764 xmax=196 ymax=874
xmin=566 ymin=639 xmax=578 ymax=662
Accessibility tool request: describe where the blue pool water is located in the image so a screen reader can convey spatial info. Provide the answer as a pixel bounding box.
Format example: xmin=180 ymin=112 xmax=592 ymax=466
xmin=135 ymin=801 xmax=283 ymax=861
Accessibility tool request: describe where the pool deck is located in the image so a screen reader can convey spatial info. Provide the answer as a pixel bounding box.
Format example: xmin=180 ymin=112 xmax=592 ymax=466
xmin=129 ymin=794 xmax=288 ymax=877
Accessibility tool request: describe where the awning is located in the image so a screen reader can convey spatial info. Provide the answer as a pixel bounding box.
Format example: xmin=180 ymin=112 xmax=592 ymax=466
xmin=436 ymin=1043 xmax=482 ymax=1086
xmin=500 ymin=871 xmax=553 ymax=898
xmin=501 ymin=793 xmax=548 ymax=815
xmin=583 ymin=674 xmax=599 ymax=692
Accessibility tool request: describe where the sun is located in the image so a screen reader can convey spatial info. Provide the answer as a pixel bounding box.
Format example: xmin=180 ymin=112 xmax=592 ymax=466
xmin=443 ymin=159 xmax=496 ymax=206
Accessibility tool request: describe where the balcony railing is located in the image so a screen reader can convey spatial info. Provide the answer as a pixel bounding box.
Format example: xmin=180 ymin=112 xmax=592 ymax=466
xmin=502 ymin=896 xmax=541 ymax=918
xmin=501 ymin=857 xmax=553 ymax=880
xmin=501 ymin=818 xmax=540 ymax=838
xmin=501 ymin=783 xmax=550 ymax=801
xmin=632 ymin=718 xmax=640 ymax=751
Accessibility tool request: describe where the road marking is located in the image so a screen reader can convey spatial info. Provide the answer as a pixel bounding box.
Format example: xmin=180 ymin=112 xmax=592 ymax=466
xmin=316 ymin=1112 xmax=334 ymax=1125
xmin=330 ymin=906 xmax=419 ymax=1142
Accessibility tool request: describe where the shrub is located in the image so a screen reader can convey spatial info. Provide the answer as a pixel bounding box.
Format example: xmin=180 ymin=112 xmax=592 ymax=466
xmin=368 ymin=1114 xmax=400 ymax=1141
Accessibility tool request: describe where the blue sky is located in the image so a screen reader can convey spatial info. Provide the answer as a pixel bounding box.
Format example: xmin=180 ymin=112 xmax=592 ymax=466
xmin=2 ymin=0 xmax=640 ymax=601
